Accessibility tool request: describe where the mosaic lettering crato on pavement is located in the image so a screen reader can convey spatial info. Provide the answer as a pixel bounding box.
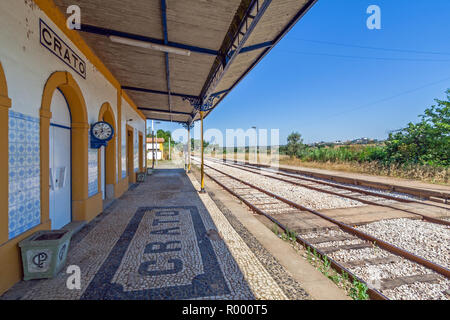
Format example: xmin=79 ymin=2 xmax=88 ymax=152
xmin=82 ymin=207 xmax=231 ymax=299
xmin=5 ymin=169 xmax=290 ymax=300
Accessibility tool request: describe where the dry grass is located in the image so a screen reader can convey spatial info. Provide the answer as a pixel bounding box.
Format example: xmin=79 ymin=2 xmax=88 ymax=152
xmin=208 ymin=153 xmax=448 ymax=185
xmin=279 ymin=156 xmax=449 ymax=185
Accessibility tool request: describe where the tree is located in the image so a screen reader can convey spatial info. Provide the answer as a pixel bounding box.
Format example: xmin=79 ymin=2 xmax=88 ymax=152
xmin=156 ymin=130 xmax=174 ymax=144
xmin=385 ymin=89 xmax=449 ymax=166
xmin=286 ymin=132 xmax=305 ymax=157
xmin=190 ymin=138 xmax=209 ymax=151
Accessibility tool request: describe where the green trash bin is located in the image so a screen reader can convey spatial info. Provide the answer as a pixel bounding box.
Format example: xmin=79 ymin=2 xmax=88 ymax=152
xmin=18 ymin=230 xmax=71 ymax=281
xmin=137 ymin=172 xmax=146 ymax=182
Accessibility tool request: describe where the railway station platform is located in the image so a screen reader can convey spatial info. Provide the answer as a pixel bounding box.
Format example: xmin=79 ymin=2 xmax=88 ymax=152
xmin=0 ymin=162 xmax=348 ymax=300
xmin=232 ymin=160 xmax=450 ymax=203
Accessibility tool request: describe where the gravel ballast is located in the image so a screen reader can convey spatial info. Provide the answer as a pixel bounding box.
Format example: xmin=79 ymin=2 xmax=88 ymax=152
xmin=300 ymin=228 xmax=449 ymax=300
xmin=202 ymin=159 xmax=364 ymax=210
xmin=356 ymin=218 xmax=450 ymax=269
xmin=195 ymin=158 xmax=450 ymax=300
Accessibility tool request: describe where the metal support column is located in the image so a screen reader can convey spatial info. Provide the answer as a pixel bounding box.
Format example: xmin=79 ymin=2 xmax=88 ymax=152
xmin=152 ymin=130 xmax=155 ymax=170
xmin=188 ymin=126 xmax=191 ymax=173
xmin=200 ymin=111 xmax=205 ymax=193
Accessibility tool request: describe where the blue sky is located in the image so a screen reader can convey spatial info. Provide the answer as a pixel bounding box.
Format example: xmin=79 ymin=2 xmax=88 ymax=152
xmin=151 ymin=0 xmax=450 ymax=146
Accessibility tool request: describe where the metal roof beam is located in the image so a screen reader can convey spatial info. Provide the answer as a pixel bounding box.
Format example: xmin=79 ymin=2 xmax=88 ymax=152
xmin=122 ymin=86 xmax=198 ymax=100
xmin=206 ymin=0 xmax=318 ymax=119
xmin=138 ymin=107 xmax=192 ymax=116
xmin=79 ymin=24 xmax=269 ymax=58
xmin=161 ymin=0 xmax=172 ymax=122
xmin=144 ymin=115 xmax=186 ymax=123
xmin=79 ymin=24 xmax=218 ymax=56
xmin=197 ymin=0 xmax=273 ymax=112
xmin=236 ymin=41 xmax=273 ymax=54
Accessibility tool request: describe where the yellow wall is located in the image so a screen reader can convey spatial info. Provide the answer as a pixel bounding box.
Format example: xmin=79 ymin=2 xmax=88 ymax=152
xmin=98 ymin=102 xmax=118 ymax=196
xmin=0 ymin=62 xmax=11 ymax=246
xmin=0 ymin=62 xmax=53 ymax=294
xmin=0 ymin=70 xmax=100 ymax=295
xmin=117 ymin=90 xmax=122 ymax=184
xmin=0 ymin=0 xmax=150 ymax=295
xmin=0 ymin=220 xmax=51 ymax=295
xmin=115 ymin=176 xmax=129 ymax=199
xmin=33 ymin=0 xmax=146 ymax=121
xmin=139 ymin=132 xmax=144 ymax=172
xmin=40 ymin=71 xmax=103 ymax=224
xmin=126 ymin=124 xmax=136 ymax=183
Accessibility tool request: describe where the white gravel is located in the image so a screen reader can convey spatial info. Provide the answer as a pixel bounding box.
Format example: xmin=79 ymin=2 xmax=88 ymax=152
xmin=331 ymin=247 xmax=391 ymax=262
xmin=302 ymin=228 xmax=348 ymax=239
xmin=199 ymin=158 xmax=450 ymax=299
xmin=383 ymin=280 xmax=449 ymax=300
xmin=203 ymin=159 xmax=364 ymax=210
xmin=301 ymin=227 xmax=449 ymax=300
xmin=315 ymin=239 xmax=363 ymax=249
xmin=206 ymin=157 xmax=418 ymax=206
xmin=351 ymin=260 xmax=431 ymax=280
xmin=251 ymin=164 xmax=422 ymax=202
xmin=356 ymin=218 xmax=450 ymax=269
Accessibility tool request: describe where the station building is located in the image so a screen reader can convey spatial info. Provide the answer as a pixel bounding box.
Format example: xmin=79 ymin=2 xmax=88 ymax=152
xmin=0 ymin=1 xmax=147 ymax=293
xmin=0 ymin=0 xmax=317 ymax=295
xmin=147 ymin=138 xmax=165 ymax=161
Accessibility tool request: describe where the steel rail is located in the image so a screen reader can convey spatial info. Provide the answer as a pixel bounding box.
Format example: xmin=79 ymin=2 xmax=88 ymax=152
xmin=211 ymin=156 xmax=449 ymax=207
xmin=191 ymin=162 xmax=388 ymax=300
xmin=196 ymin=160 xmax=450 ymax=279
xmin=244 ymin=161 xmax=449 ymax=209
xmin=204 ymin=155 xmax=449 ymax=210
xmin=237 ymin=159 xmax=449 ymax=208
xmin=204 ymin=157 xmax=450 ymax=226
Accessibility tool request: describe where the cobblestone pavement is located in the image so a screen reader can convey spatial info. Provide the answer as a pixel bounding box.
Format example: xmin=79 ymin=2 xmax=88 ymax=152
xmin=1 ymin=168 xmax=309 ymax=300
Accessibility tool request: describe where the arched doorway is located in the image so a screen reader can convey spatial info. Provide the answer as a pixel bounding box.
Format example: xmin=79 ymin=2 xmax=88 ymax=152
xmin=49 ymin=89 xmax=72 ymax=229
xmin=98 ymin=103 xmax=117 ymax=202
xmin=126 ymin=125 xmax=135 ymax=183
xmin=0 ymin=61 xmax=12 ymax=243
xmin=40 ymin=71 xmax=89 ymax=227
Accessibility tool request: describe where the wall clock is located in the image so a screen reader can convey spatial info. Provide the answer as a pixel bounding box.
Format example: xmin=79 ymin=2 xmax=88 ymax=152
xmin=90 ymin=121 xmax=114 ymax=149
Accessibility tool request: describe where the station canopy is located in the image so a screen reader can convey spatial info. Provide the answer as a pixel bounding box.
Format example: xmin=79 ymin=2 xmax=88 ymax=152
xmin=54 ymin=0 xmax=316 ymax=124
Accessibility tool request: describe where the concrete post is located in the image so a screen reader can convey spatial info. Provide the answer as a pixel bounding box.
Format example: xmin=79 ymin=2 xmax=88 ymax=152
xmin=187 ymin=126 xmax=191 ymax=173
xmin=200 ymin=111 xmax=205 ymax=193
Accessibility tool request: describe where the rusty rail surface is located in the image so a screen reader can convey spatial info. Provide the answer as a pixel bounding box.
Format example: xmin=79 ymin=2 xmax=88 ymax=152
xmin=192 ymin=163 xmax=388 ymax=300
xmin=207 ymin=156 xmax=449 ymax=208
xmin=196 ymin=160 xmax=450 ymax=281
xmin=205 ymin=157 xmax=450 ymax=226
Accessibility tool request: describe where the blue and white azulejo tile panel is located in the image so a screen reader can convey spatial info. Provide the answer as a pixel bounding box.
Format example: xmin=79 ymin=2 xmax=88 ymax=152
xmin=122 ymin=140 xmax=126 ymax=179
xmin=88 ymin=149 xmax=98 ymax=197
xmin=8 ymin=111 xmax=41 ymax=239
xmin=134 ymin=130 xmax=139 ymax=172
xmin=116 ymin=137 xmax=119 ymax=183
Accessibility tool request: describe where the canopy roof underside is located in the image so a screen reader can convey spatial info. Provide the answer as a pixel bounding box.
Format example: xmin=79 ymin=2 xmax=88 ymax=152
xmin=54 ymin=0 xmax=316 ymax=124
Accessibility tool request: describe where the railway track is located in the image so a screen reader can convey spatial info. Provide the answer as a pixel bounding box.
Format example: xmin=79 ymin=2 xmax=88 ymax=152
xmin=202 ymin=156 xmax=450 ymax=226
xmin=191 ymin=158 xmax=450 ymax=300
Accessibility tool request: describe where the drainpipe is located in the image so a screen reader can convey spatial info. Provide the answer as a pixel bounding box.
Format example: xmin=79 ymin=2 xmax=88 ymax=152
xmin=200 ymin=111 xmax=205 ymax=193
xmin=151 ymin=120 xmax=155 ymax=169
xmin=187 ymin=126 xmax=191 ymax=173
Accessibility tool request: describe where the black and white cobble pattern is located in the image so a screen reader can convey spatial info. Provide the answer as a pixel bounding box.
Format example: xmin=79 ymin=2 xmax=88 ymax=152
xmin=2 ymin=169 xmax=290 ymax=300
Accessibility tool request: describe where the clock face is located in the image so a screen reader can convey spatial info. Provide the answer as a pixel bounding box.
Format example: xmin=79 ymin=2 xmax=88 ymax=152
xmin=92 ymin=122 xmax=113 ymax=140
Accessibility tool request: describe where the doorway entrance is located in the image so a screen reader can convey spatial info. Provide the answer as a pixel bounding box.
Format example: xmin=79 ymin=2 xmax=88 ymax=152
xmin=101 ymin=145 xmax=106 ymax=199
xmin=127 ymin=126 xmax=135 ymax=183
xmin=98 ymin=103 xmax=117 ymax=203
xmin=49 ymin=89 xmax=72 ymax=229
xmin=139 ymin=133 xmax=143 ymax=173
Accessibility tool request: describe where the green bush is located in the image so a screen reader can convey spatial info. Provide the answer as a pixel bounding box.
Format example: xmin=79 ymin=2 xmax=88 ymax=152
xmin=283 ymin=89 xmax=449 ymax=168
xmin=384 ymin=89 xmax=449 ymax=166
